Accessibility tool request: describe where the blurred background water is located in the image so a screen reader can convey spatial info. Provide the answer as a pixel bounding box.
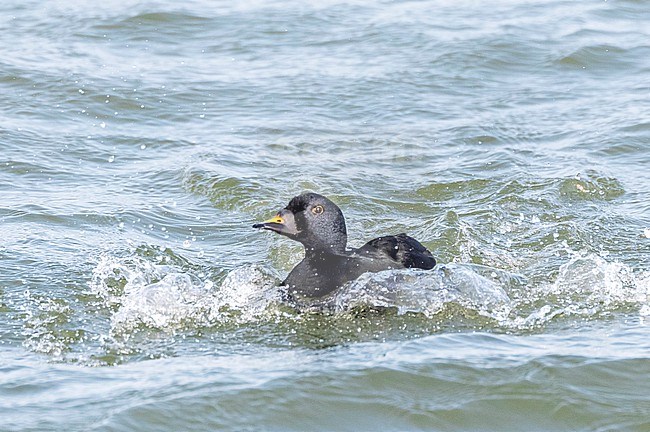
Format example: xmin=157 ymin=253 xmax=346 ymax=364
xmin=1 ymin=0 xmax=649 ymax=430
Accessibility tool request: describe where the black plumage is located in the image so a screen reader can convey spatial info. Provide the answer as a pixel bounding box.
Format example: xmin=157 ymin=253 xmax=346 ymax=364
xmin=253 ymin=192 xmax=436 ymax=299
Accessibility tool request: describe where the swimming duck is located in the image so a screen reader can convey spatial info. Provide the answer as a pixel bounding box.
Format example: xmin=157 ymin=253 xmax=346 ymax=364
xmin=253 ymin=192 xmax=436 ymax=299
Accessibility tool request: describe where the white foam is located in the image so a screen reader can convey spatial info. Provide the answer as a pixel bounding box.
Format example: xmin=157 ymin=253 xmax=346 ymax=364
xmin=111 ymin=272 xmax=214 ymax=330
xmin=333 ymin=264 xmax=512 ymax=320
xmin=88 ymin=251 xmax=649 ymax=337
xmin=550 ymin=253 xmax=647 ymax=306
xmin=207 ymin=265 xmax=283 ymax=321
xmin=516 ymin=253 xmax=649 ymax=327
xmin=89 ymin=254 xmax=282 ymax=333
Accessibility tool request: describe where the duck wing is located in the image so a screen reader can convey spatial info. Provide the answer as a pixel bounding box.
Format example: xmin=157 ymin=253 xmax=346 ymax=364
xmin=353 ymin=233 xmax=436 ymax=270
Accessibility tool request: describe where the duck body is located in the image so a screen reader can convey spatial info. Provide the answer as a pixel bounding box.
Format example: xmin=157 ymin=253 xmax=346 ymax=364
xmin=254 ymin=193 xmax=436 ymax=299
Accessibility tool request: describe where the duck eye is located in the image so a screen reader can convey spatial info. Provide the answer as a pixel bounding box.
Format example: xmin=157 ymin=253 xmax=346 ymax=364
xmin=311 ymin=205 xmax=324 ymax=215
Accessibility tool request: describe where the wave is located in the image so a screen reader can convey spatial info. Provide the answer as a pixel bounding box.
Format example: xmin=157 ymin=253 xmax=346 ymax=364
xmin=87 ymin=248 xmax=648 ymax=339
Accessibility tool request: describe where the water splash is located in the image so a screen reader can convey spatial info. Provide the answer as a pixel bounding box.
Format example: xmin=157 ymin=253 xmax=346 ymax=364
xmin=551 ymin=253 xmax=645 ymax=305
xmin=89 ymin=254 xmax=282 ymax=335
xmin=21 ymin=292 xmax=75 ymax=359
xmin=332 ymin=264 xmax=512 ymax=320
xmin=213 ymin=264 xmax=284 ymax=319
xmin=512 ymin=252 xmax=649 ymax=328
xmin=328 ymin=252 xmax=649 ymax=330
xmin=86 ymin=248 xmax=649 ymax=347
xmin=11 ymin=247 xmax=647 ymax=366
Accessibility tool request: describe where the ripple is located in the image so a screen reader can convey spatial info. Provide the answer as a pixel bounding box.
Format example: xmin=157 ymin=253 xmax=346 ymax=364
xmin=555 ymin=44 xmax=649 ymax=77
xmin=1 ymin=0 xmax=649 ymax=429
xmin=559 ymin=171 xmax=625 ymax=201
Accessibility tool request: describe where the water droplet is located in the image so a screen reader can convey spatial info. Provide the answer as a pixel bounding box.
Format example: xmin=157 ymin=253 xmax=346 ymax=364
xmin=108 ymin=155 xmax=115 ymax=163
xmin=140 ymin=144 xmax=147 ymax=150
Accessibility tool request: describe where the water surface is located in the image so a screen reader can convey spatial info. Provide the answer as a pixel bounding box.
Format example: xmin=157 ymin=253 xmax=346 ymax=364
xmin=1 ymin=0 xmax=649 ymax=430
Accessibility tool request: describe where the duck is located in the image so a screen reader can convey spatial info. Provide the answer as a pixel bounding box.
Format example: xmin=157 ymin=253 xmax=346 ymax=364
xmin=253 ymin=192 xmax=436 ymax=300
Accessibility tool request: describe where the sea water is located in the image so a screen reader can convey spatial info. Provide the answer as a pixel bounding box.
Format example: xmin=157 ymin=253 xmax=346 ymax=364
xmin=1 ymin=1 xmax=649 ymax=430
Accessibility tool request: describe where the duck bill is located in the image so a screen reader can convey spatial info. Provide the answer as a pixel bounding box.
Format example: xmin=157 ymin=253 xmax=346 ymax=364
xmin=253 ymin=209 xmax=300 ymax=237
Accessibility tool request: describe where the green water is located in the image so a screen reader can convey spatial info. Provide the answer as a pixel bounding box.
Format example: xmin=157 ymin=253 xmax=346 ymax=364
xmin=1 ymin=0 xmax=649 ymax=430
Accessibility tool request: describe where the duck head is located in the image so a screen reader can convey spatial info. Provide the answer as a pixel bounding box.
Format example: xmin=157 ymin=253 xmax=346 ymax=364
xmin=253 ymin=192 xmax=347 ymax=253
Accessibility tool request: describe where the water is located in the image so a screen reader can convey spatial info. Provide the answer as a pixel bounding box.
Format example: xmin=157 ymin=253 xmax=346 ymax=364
xmin=1 ymin=0 xmax=649 ymax=430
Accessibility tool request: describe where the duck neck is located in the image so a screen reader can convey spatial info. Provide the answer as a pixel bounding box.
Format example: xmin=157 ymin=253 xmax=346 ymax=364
xmin=303 ymin=245 xmax=342 ymax=262
xmin=300 ymin=236 xmax=346 ymax=256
